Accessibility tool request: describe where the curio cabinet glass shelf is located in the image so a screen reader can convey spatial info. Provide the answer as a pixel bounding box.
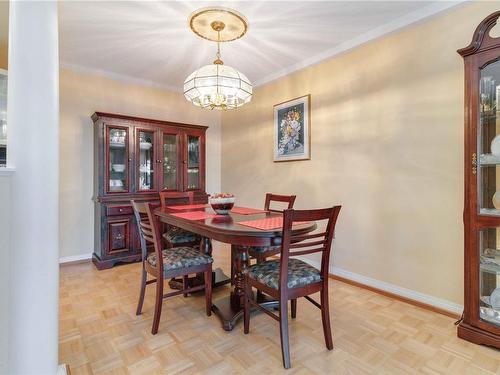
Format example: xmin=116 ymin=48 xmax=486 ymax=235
xmin=458 ymin=11 xmax=500 ymax=348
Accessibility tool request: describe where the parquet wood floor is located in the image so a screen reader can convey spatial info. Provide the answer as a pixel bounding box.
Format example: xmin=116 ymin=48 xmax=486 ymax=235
xmin=59 ymin=245 xmax=500 ymax=374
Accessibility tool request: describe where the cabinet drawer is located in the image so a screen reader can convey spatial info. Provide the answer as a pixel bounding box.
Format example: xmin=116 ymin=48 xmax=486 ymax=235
xmin=106 ymin=205 xmax=133 ymax=216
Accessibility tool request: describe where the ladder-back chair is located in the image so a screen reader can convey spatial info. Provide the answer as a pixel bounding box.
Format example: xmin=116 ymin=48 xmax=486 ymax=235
xmin=243 ymin=205 xmax=341 ymax=368
xmin=132 ymin=200 xmax=213 ymax=334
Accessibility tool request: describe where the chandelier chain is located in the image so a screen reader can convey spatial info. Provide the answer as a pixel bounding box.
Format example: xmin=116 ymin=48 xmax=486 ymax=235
xmin=214 ymin=30 xmax=223 ymax=65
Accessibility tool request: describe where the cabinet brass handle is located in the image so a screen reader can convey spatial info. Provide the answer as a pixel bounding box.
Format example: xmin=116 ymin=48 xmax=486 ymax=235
xmin=472 ymin=153 xmax=477 ymax=175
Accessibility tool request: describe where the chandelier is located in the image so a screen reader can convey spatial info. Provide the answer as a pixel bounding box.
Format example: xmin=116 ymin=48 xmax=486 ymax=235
xmin=184 ymin=8 xmax=252 ymax=110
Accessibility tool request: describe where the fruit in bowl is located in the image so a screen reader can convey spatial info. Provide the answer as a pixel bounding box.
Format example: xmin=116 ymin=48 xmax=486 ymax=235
xmin=209 ymin=193 xmax=235 ymax=215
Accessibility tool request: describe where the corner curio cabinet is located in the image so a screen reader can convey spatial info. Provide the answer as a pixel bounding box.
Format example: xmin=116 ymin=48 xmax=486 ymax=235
xmin=92 ymin=112 xmax=208 ymax=269
xmin=458 ymin=12 xmax=500 ymax=348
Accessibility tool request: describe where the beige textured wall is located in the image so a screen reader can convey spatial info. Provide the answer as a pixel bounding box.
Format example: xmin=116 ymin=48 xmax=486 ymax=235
xmin=0 ymin=45 xmax=7 ymax=70
xmin=59 ymin=68 xmax=221 ymax=258
xmin=221 ymin=2 xmax=500 ymax=305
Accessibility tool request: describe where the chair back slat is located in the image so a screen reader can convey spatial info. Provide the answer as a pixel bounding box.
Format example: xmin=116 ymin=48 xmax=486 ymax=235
xmin=264 ymin=193 xmax=296 ymax=213
xmin=131 ymin=200 xmax=163 ymax=268
xmin=290 ymin=248 xmax=325 ymax=256
xmin=289 ymin=235 xmax=326 ymax=256
xmin=142 ymin=234 xmax=155 ymax=244
xmin=289 ymin=239 xmax=325 ymax=249
xmin=132 ymin=200 xmax=149 ymax=214
xmin=135 ymin=215 xmax=153 ymax=241
xmin=141 ymin=227 xmax=154 ymax=238
xmin=159 ymin=191 xmax=194 ymax=207
xmin=139 ymin=221 xmax=152 ymax=231
xmin=279 ymin=206 xmax=341 ymax=292
xmin=288 ymin=207 xmax=336 ymax=222
xmin=290 ymin=232 xmax=327 ymax=241
xmin=132 ymin=200 xmax=150 ymax=260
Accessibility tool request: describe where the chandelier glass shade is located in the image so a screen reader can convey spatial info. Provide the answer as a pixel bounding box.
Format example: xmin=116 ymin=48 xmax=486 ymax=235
xmin=184 ymin=7 xmax=252 ymax=110
xmin=183 ymin=63 xmax=252 ymax=110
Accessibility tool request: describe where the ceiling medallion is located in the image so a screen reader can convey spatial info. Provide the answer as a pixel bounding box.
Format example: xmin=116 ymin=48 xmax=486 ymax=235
xmin=183 ymin=7 xmax=252 ymax=110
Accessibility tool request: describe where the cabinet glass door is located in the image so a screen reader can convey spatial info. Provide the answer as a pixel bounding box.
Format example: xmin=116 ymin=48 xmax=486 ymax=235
xmin=186 ymin=135 xmax=200 ymax=190
xmin=478 ymin=227 xmax=500 ymax=327
xmin=137 ymin=130 xmax=155 ymax=191
xmin=478 ymin=60 xmax=500 ymax=215
xmin=162 ymin=133 xmax=179 ymax=190
xmin=107 ymin=126 xmax=129 ymax=192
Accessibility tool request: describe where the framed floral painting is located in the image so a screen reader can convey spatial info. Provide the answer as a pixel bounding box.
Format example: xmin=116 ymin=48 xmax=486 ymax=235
xmin=273 ymin=94 xmax=310 ymax=162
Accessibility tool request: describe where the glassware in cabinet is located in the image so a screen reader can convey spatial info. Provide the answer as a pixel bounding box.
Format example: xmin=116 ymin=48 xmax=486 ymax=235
xmin=478 ymin=228 xmax=500 ymax=327
xmin=108 ymin=127 xmax=128 ymax=192
xmin=478 ymin=60 xmax=500 ymax=216
xmin=186 ymin=135 xmax=200 ymax=190
xmin=162 ymin=133 xmax=179 ymax=190
xmin=137 ymin=130 xmax=155 ymax=191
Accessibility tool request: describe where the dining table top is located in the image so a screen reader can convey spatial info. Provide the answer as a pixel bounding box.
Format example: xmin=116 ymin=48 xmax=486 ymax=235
xmin=154 ymin=205 xmax=317 ymax=247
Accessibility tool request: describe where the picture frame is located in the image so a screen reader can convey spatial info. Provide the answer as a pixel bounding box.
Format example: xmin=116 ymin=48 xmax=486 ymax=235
xmin=273 ymin=94 xmax=310 ymax=162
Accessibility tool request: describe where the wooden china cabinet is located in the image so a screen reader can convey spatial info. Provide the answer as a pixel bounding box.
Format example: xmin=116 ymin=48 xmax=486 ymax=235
xmin=92 ymin=112 xmax=208 ymax=269
xmin=458 ymin=12 xmax=500 ymax=348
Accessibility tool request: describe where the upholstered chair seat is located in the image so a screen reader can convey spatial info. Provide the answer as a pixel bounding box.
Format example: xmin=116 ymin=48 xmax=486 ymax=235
xmin=147 ymin=246 xmax=213 ymax=274
xmin=248 ymin=245 xmax=280 ymax=255
xmin=162 ymin=226 xmax=200 ymax=244
xmin=246 ymin=258 xmax=321 ymax=290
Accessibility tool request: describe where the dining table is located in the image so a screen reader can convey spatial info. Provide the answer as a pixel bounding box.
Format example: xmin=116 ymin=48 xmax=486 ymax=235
xmin=155 ymin=204 xmax=317 ymax=331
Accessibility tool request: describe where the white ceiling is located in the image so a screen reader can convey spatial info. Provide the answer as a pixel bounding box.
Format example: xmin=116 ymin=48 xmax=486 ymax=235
xmin=23 ymin=1 xmax=460 ymax=90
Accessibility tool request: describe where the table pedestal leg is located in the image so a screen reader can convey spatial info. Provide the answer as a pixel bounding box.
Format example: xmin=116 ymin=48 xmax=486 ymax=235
xmin=231 ymin=244 xmax=249 ymax=309
xmin=212 ymin=245 xmax=254 ymax=331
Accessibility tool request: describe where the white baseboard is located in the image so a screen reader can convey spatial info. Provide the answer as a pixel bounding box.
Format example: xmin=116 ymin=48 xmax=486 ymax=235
xmin=57 ymin=364 xmax=69 ymax=375
xmin=59 ymin=253 xmax=92 ymax=264
xmin=296 ymin=256 xmax=463 ymax=316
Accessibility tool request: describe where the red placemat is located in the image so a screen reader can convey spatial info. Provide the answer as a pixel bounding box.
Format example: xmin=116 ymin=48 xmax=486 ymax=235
xmin=238 ymin=217 xmax=309 ymax=230
xmin=231 ymin=206 xmax=268 ymax=215
xmin=171 ymin=211 xmax=219 ymax=221
xmin=167 ymin=204 xmax=208 ymax=210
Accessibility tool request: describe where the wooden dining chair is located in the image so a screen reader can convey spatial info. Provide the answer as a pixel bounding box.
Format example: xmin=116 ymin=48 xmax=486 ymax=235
xmin=243 ymin=205 xmax=341 ymax=369
xmin=231 ymin=193 xmax=296 ymax=285
xmin=235 ymin=193 xmax=296 ymax=292
xmin=246 ymin=193 xmax=296 ymax=264
xmin=132 ymin=200 xmax=213 ymax=335
xmin=159 ymin=191 xmax=201 ymax=249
